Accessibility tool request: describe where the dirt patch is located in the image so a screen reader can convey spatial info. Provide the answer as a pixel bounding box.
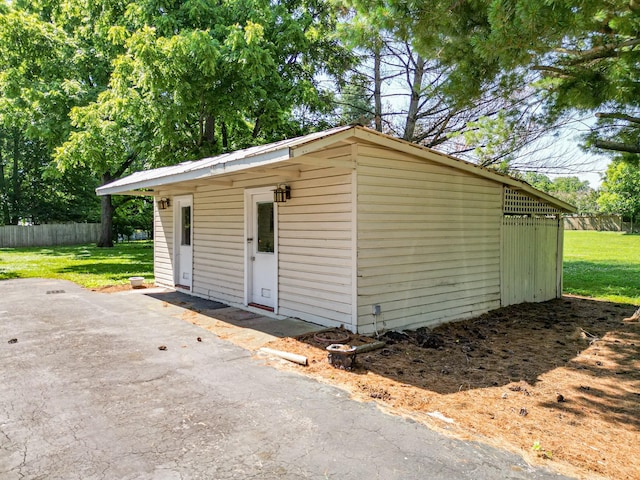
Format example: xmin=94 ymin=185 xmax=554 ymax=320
xmin=92 ymin=283 xmax=155 ymax=293
xmin=264 ymin=297 xmax=640 ymax=480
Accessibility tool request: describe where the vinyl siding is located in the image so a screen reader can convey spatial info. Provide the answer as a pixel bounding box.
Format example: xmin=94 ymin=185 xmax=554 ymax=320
xmin=355 ymin=145 xmax=502 ymax=333
xmin=277 ymin=167 xmax=355 ymax=328
xmin=192 ymin=186 xmax=245 ymax=305
xmin=154 ymin=167 xmax=356 ymax=329
xmin=153 ymin=201 xmax=174 ymax=287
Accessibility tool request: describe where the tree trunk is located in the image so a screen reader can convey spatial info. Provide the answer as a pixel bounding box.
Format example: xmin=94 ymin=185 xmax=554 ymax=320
xmin=204 ymin=114 xmax=215 ymax=146
xmin=0 ymin=130 xmax=9 ymax=225
xmin=403 ymin=54 xmax=425 ymax=142
xmin=221 ymin=121 xmax=228 ymax=149
xmin=10 ymin=129 xmax=20 ymax=225
xmin=373 ymin=47 xmax=383 ymax=132
xmin=97 ymin=173 xmax=115 ymax=247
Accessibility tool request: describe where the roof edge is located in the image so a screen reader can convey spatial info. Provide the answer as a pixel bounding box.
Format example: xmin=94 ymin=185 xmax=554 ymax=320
xmin=348 ymin=127 xmax=576 ymax=213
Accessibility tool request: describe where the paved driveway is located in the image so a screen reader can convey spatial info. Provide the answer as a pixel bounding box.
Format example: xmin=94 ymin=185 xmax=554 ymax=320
xmin=0 ymin=279 xmax=570 ymax=479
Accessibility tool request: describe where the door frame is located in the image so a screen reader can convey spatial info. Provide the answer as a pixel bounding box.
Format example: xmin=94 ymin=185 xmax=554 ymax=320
xmin=244 ymin=187 xmax=279 ymax=313
xmin=173 ymin=194 xmax=193 ymax=291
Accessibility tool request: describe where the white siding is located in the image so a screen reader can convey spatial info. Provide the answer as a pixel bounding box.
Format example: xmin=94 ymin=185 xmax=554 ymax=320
xmin=501 ymin=216 xmax=561 ymax=306
xmin=277 ymin=168 xmax=355 ymax=329
xmin=355 ymin=146 xmax=502 ymax=333
xmin=153 ymin=201 xmax=174 ymax=287
xmin=155 ymin=166 xmax=356 ymax=330
xmin=192 ymin=186 xmax=245 ymax=305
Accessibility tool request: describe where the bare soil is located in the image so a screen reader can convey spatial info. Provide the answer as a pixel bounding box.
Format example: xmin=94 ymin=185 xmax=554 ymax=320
xmin=91 ymin=283 xmax=155 ymax=293
xmin=265 ymin=297 xmax=640 ymax=480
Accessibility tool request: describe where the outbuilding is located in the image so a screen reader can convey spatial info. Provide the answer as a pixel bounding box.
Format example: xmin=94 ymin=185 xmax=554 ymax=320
xmin=98 ymin=126 xmax=575 ymax=334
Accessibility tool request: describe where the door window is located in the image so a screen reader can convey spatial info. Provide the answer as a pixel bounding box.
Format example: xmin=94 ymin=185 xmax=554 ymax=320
xmin=181 ymin=206 xmax=191 ymax=246
xmin=256 ymin=202 xmax=274 ymax=253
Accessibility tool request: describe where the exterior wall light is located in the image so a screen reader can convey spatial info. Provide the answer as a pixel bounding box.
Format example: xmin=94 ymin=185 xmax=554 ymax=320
xmin=158 ymin=197 xmax=171 ymax=210
xmin=273 ymin=184 xmax=291 ymax=203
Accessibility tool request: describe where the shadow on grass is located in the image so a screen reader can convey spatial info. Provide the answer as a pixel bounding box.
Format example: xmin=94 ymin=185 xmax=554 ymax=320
xmin=564 ymin=260 xmax=640 ymax=300
xmin=1 ymin=241 xmax=153 ymax=259
xmin=56 ymin=261 xmax=153 ymax=280
xmin=0 ymin=269 xmax=20 ymax=280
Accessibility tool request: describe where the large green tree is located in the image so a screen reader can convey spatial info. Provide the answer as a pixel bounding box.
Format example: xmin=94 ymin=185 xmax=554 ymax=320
xmin=2 ymin=0 xmax=351 ymax=245
xmin=0 ymin=4 xmax=103 ymax=225
xmin=598 ymin=159 xmax=640 ymax=231
xmin=336 ymin=2 xmax=587 ymax=171
xmin=356 ymin=0 xmax=640 ymax=158
xmin=55 ymin=0 xmax=351 ymax=246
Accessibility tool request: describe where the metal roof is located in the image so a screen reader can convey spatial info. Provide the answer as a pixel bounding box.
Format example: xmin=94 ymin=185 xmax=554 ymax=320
xmin=96 ymin=125 xmax=353 ymax=195
xmin=96 ymin=125 xmax=575 ymax=212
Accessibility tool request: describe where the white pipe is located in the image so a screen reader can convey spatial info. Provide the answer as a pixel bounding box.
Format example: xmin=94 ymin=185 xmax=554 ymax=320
xmin=259 ymin=347 xmax=308 ymax=366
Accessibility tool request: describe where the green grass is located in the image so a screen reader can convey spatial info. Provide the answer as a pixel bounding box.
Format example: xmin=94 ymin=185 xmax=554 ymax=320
xmin=0 ymin=241 xmax=154 ymax=288
xmin=563 ymin=231 xmax=640 ymax=305
xmin=1 ymin=233 xmax=638 ymax=305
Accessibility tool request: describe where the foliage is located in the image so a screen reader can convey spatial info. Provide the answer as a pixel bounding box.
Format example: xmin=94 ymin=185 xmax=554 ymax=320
xmin=563 ymin=231 xmax=640 ymax=304
xmin=521 ymin=172 xmax=598 ymax=213
xmin=0 ymin=241 xmax=154 ymax=287
xmin=598 ymin=159 xmax=640 ymax=223
xmin=0 ymin=127 xmax=100 ymax=226
xmin=334 ymin=8 xmax=561 ymax=168
xmin=2 ymin=0 xmax=352 ymax=245
xmin=357 ymin=0 xmax=640 ymax=158
xmin=112 ymin=197 xmax=153 ymax=240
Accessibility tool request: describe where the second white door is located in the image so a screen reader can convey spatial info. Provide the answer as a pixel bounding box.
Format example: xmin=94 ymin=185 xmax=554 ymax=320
xmin=247 ymin=190 xmax=277 ymax=310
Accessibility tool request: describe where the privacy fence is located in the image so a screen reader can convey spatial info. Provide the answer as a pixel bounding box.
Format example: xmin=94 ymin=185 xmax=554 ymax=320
xmin=564 ymin=215 xmax=623 ymax=231
xmin=0 ymin=223 xmax=101 ymax=248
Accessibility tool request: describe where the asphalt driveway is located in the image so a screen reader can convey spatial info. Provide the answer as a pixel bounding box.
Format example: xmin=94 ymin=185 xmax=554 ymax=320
xmin=0 ymin=279 xmax=570 ymax=479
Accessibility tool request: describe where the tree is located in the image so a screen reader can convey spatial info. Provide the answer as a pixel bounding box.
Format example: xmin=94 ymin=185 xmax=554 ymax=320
xmin=0 ymin=1 xmax=115 ymax=226
xmin=3 ymin=0 xmax=352 ymax=246
xmin=54 ymin=0 xmax=352 ymax=247
xmin=520 ymin=172 xmax=598 ymax=213
xmin=598 ymin=160 xmax=640 ymax=231
xmin=336 ymin=5 xmax=577 ymax=170
xmin=357 ymin=0 xmax=640 ymax=158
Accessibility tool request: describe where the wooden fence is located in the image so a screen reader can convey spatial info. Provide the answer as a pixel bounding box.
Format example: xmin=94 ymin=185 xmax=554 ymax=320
xmin=0 ymin=223 xmax=102 ymax=248
xmin=564 ymin=215 xmax=623 ymax=231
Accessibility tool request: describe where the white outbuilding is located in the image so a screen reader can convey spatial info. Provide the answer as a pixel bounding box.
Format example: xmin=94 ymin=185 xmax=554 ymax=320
xmin=98 ymin=125 xmax=575 ymax=334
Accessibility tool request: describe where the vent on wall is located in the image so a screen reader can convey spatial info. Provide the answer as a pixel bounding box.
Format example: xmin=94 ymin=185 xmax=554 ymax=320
xmin=503 ymin=188 xmax=561 ymax=216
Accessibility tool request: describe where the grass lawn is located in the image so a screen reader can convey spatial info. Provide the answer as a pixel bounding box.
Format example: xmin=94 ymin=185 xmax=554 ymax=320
xmin=1 ymin=232 xmax=638 ymax=305
xmin=563 ymin=230 xmax=640 ymax=304
xmin=0 ymin=241 xmax=154 ymax=288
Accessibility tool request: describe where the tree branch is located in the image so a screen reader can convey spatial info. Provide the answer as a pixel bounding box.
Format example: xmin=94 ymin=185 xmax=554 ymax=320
xmin=596 ymin=112 xmax=640 ymax=125
xmin=563 ymin=38 xmax=640 ymax=65
xmin=530 ymin=65 xmax=572 ymax=77
xmin=113 ymin=151 xmax=139 ymax=179
xmin=594 ymin=140 xmax=640 ymax=154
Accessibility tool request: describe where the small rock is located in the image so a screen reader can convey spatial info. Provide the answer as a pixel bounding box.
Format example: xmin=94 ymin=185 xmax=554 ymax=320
xmin=556 ymin=393 xmax=565 ymax=403
xmin=501 ymin=393 xmax=508 ymax=399
xmin=519 ymin=408 xmax=528 ymax=416
xmin=8 ymin=338 xmax=18 ymax=344
xmin=158 ymin=345 xmax=167 ymax=351
xmin=197 ymin=337 xmax=202 ymax=342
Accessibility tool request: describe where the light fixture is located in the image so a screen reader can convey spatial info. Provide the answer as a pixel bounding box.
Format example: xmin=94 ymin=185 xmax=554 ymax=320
xmin=158 ymin=197 xmax=171 ymax=210
xmin=273 ymin=184 xmax=291 ymax=203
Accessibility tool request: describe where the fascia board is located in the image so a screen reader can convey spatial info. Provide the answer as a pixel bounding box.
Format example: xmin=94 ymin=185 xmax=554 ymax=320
xmin=96 ymin=148 xmax=291 ymax=196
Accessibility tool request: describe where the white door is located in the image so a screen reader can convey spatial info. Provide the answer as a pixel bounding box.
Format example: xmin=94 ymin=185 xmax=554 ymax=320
xmin=174 ymin=195 xmax=193 ymax=290
xmin=246 ymin=190 xmax=277 ymax=310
